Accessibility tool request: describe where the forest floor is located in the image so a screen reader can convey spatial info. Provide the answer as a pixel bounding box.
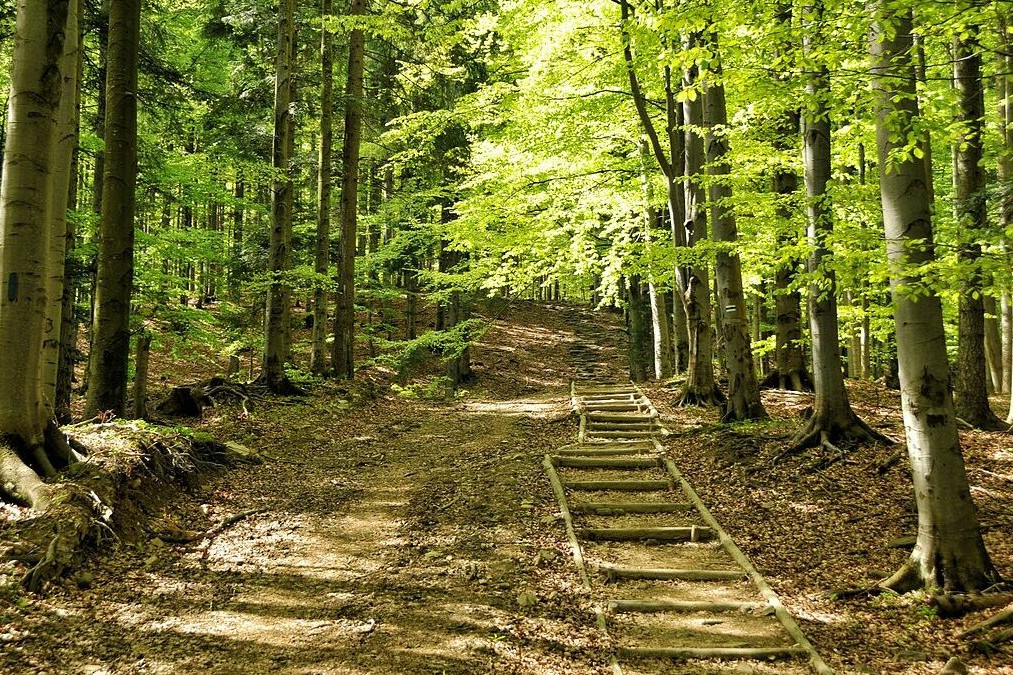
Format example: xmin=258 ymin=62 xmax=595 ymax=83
xmin=2 ymin=300 xmax=1013 ymax=674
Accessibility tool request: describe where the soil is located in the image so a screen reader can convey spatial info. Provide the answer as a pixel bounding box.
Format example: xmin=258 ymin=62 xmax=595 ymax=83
xmin=2 ymin=300 xmax=1013 ymax=674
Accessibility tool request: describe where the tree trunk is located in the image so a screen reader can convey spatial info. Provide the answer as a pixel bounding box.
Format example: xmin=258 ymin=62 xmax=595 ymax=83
xmin=984 ymin=294 xmax=1003 ymax=393
xmin=0 ymin=0 xmax=76 ymax=503
xmin=332 ymin=0 xmax=367 ymax=379
xmin=42 ymin=2 xmax=79 ymax=413
xmin=627 ymin=276 xmax=650 ymax=383
xmin=310 ymin=0 xmax=333 ymax=376
xmin=678 ymin=37 xmax=721 ymax=406
xmin=871 ymin=5 xmax=999 ymax=593
xmin=789 ymin=2 xmax=886 ymax=454
xmin=764 ymin=165 xmax=812 ymax=392
xmin=85 ymin=0 xmax=139 ymax=418
xmin=132 ymin=331 xmax=150 ymax=419
xmin=259 ymin=0 xmax=297 ymax=393
xmin=951 ymin=30 xmax=1003 ymax=429
xmin=703 ymin=33 xmax=765 ymax=422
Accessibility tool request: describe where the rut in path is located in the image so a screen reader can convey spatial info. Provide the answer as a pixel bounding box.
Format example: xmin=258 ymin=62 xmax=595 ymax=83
xmin=548 ymin=321 xmax=832 ymax=675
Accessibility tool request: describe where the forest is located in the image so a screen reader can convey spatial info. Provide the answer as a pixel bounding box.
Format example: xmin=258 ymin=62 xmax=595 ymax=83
xmin=2 ymin=0 xmax=1013 ymax=672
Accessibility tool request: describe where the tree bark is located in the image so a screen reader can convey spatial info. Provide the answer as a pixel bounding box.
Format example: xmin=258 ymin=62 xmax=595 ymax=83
xmin=42 ymin=1 xmax=79 ymax=412
xmin=332 ymin=0 xmax=367 ymax=379
xmin=703 ymin=33 xmax=765 ymax=422
xmin=0 ymin=0 xmax=75 ymax=501
xmin=951 ymin=30 xmax=1003 ymax=429
xmin=310 ymin=0 xmax=334 ymax=376
xmin=85 ymin=0 xmax=139 ymax=418
xmin=260 ymin=0 xmax=297 ymax=393
xmin=627 ymin=276 xmax=650 ymax=383
xmin=678 ymin=35 xmax=721 ymax=406
xmin=787 ymin=0 xmax=884 ymax=454
xmin=871 ymin=5 xmax=999 ymax=593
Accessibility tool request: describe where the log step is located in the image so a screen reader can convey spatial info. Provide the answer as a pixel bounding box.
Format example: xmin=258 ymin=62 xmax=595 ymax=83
xmin=586 ymin=413 xmax=657 ymax=422
xmin=582 ymin=404 xmax=649 ymax=412
xmin=564 ymin=479 xmax=670 ymax=491
xmin=578 ymin=526 xmax=713 ymax=542
xmin=571 ymin=501 xmax=692 ymax=515
xmin=588 ymin=420 xmax=658 ymax=427
xmin=555 ymin=447 xmax=657 ymax=457
xmin=603 ymin=566 xmax=746 ymax=581
xmin=619 ymin=646 xmax=807 ymax=661
xmin=609 ymin=599 xmax=767 ymax=614
xmin=552 ymin=456 xmax=658 ymax=468
xmin=588 ymin=430 xmax=660 ymax=438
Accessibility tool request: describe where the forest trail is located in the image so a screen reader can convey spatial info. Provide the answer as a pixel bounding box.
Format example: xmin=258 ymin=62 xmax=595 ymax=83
xmin=4 ymin=303 xmax=627 ymax=674
xmin=5 ymin=301 xmax=1013 ymax=674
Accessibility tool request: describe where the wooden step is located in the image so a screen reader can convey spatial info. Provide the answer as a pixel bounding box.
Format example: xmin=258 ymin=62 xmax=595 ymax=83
xmin=582 ymin=403 xmax=648 ymax=411
xmin=578 ymin=526 xmax=713 ymax=542
xmin=552 ymin=456 xmax=658 ymax=468
xmin=564 ymin=479 xmax=670 ymax=491
xmin=609 ymin=599 xmax=767 ymax=614
xmin=587 ymin=423 xmax=659 ymax=431
xmin=571 ymin=501 xmax=691 ymax=515
xmin=588 ymin=430 xmax=659 ymax=438
xmin=555 ymin=447 xmax=656 ymax=457
xmin=603 ymin=566 xmax=746 ymax=581
xmin=586 ymin=413 xmax=657 ymax=422
xmin=619 ymin=646 xmax=807 ymax=661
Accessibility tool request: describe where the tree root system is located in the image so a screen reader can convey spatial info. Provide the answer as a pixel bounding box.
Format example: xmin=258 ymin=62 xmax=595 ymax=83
xmin=1 ymin=422 xmax=241 ymax=591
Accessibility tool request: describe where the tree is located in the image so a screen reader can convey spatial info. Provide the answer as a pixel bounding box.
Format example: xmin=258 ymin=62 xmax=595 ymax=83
xmin=787 ymin=0 xmax=886 ymax=454
xmin=950 ymin=19 xmax=1003 ymax=430
xmin=702 ymin=29 xmax=765 ymax=422
xmin=871 ymin=4 xmax=999 ymax=593
xmin=310 ymin=0 xmax=334 ymax=376
xmin=85 ymin=0 xmax=141 ymax=417
xmin=260 ymin=0 xmax=298 ymax=393
xmin=0 ymin=0 xmax=77 ymax=508
xmin=332 ymin=0 xmax=367 ymax=379
xmin=678 ymin=32 xmax=722 ymax=406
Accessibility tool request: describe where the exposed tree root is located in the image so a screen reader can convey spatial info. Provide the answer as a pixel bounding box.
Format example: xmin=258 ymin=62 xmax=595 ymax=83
xmin=880 ymin=555 xmax=1004 ymax=595
xmin=774 ymin=410 xmax=892 ymax=464
xmin=760 ymin=368 xmax=813 ymax=392
xmin=960 ymin=602 xmax=1013 ymax=638
xmin=676 ymin=384 xmax=725 ymax=408
xmin=933 ymin=593 xmax=1013 ymax=618
xmin=2 ymin=423 xmax=239 ymax=591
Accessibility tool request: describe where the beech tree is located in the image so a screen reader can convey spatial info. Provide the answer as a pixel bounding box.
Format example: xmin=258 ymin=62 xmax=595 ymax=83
xmin=951 ymin=20 xmax=1003 ymax=430
xmin=332 ymin=0 xmax=367 ymax=380
xmin=310 ymin=0 xmax=334 ymax=376
xmin=0 ymin=0 xmax=77 ymax=508
xmin=871 ymin=4 xmax=998 ymax=593
xmin=788 ymin=0 xmax=885 ymax=453
xmin=260 ymin=0 xmax=298 ymax=393
xmin=85 ymin=0 xmax=141 ymax=417
xmin=702 ymin=29 xmax=765 ymax=422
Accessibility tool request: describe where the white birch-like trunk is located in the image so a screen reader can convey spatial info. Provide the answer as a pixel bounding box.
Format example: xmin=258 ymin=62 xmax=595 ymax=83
xmin=872 ymin=5 xmax=998 ymax=592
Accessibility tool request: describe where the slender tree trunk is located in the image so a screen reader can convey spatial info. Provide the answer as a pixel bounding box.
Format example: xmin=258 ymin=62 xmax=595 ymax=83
xmin=0 ymin=0 xmax=76 ymax=506
xmin=765 ymin=164 xmax=811 ymax=392
xmin=132 ymin=331 xmax=149 ymax=419
xmin=85 ymin=0 xmax=139 ymax=417
xmin=788 ymin=2 xmax=885 ymax=454
xmin=310 ymin=0 xmax=333 ymax=375
xmin=50 ymin=0 xmax=81 ymax=421
xmin=678 ymin=37 xmax=721 ymax=406
xmin=951 ymin=29 xmax=1002 ymax=429
xmin=871 ymin=5 xmax=999 ymax=593
xmin=664 ymin=67 xmax=690 ymax=373
xmin=259 ymin=0 xmax=297 ymax=393
xmin=703 ymin=33 xmax=765 ymax=422
xmin=984 ymin=295 xmax=1003 ymax=393
xmin=627 ymin=276 xmax=650 ymax=383
xmin=332 ymin=0 xmax=367 ymax=379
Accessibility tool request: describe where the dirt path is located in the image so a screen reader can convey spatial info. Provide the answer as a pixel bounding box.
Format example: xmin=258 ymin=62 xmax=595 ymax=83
xmin=3 ymin=302 xmax=623 ymax=674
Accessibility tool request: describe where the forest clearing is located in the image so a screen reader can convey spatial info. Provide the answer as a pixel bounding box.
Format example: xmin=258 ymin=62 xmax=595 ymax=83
xmin=5 ymin=0 xmax=1013 ymax=673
